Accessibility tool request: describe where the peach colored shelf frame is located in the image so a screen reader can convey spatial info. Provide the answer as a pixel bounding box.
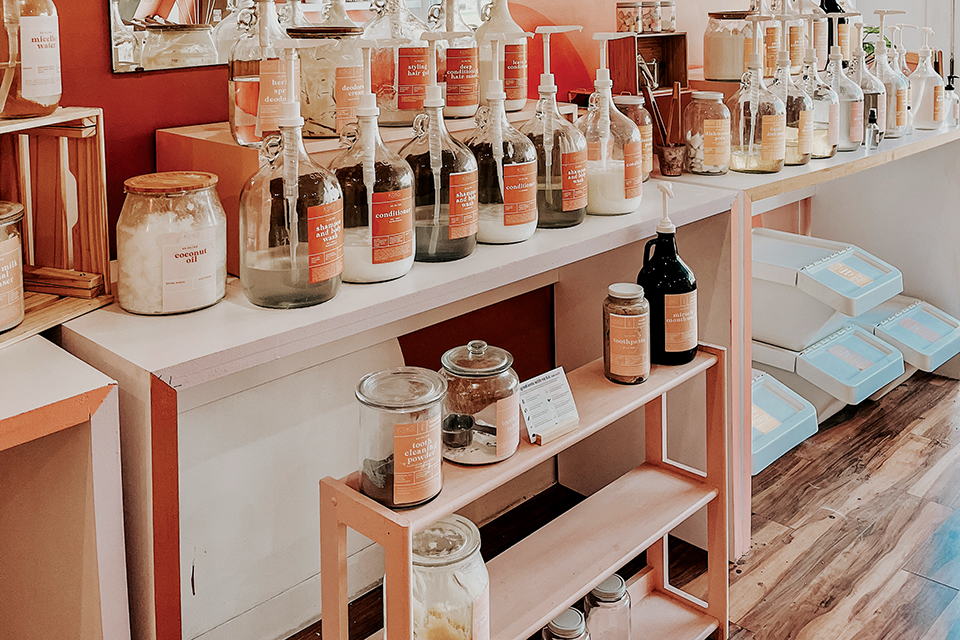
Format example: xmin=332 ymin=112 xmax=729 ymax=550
xmin=320 ymin=343 xmax=728 ymax=640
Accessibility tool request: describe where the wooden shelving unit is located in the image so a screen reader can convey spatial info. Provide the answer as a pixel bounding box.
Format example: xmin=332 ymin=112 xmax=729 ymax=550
xmin=320 ymin=345 xmax=728 ymax=640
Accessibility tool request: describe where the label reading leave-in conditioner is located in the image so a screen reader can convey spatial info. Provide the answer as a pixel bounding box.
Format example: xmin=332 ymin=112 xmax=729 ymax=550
xmin=664 ymin=290 xmax=697 ymax=352
xmin=19 ymin=16 xmax=61 ymax=100
xmin=307 ymin=200 xmax=344 ymax=284
xmin=503 ymin=161 xmax=537 ymax=226
xmin=371 ymin=188 xmax=414 ymax=264
xmin=561 ymin=149 xmax=588 ymax=211
xmin=393 ymin=414 xmax=441 ymax=505
xmin=446 ymin=47 xmax=479 ymax=108
xmin=610 ymin=313 xmax=650 ymax=378
xmin=623 ymin=141 xmax=643 ymax=199
xmin=449 ymin=170 xmax=479 ymax=239
xmin=398 ymin=47 xmax=429 ymax=110
xmin=160 ymin=228 xmax=218 ymax=313
xmin=504 ymin=44 xmax=527 ymax=101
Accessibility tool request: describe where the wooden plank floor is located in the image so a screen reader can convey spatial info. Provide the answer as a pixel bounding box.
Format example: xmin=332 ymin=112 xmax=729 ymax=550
xmin=730 ymin=372 xmax=960 ymax=640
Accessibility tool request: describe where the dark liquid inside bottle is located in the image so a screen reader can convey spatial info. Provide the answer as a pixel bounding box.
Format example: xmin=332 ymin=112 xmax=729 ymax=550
xmin=406 ymin=149 xmax=477 ymax=262
xmin=525 ymin=132 xmax=587 ymax=229
xmin=335 ymin=160 xmax=411 ymax=228
xmin=637 ymin=231 xmax=698 ymax=366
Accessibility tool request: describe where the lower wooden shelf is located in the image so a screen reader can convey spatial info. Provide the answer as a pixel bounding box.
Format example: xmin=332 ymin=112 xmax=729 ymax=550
xmin=0 ymin=290 xmax=113 ymax=349
xmin=627 ymin=571 xmax=719 ymax=640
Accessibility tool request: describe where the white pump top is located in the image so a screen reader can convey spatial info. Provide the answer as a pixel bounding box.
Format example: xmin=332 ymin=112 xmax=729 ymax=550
xmin=274 ymin=38 xmax=307 ymax=128
xmin=873 ymin=11 xmax=904 ymax=55
xmin=774 ymin=13 xmax=793 ymax=68
xmin=535 ymin=25 xmax=581 ymax=95
xmin=593 ymin=32 xmax=632 ymax=89
xmin=484 ymin=32 xmax=532 ymax=101
xmin=656 ymin=181 xmax=675 ymax=234
xmin=919 ymin=26 xmax=934 ymax=58
xmin=745 ymin=15 xmax=770 ymax=69
xmin=801 ymin=7 xmax=827 ymax=65
xmin=356 ymin=38 xmax=379 ymax=118
xmin=827 ymin=12 xmax=859 ymax=61
xmin=421 ymin=31 xmax=472 ymax=108
xmin=897 ymin=24 xmax=919 ymax=65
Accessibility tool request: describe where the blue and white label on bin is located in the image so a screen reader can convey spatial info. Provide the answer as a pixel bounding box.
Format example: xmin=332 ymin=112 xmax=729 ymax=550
xmin=751 ymin=370 xmax=818 ymax=475
xmin=853 ymin=295 xmax=960 ymax=372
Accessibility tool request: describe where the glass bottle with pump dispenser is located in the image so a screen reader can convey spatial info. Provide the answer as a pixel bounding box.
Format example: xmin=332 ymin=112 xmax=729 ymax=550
xmin=229 ymin=0 xmax=287 ymax=148
xmin=519 ymin=25 xmax=588 ymax=228
xmin=577 ymin=32 xmax=644 ymax=214
xmin=772 ymin=0 xmax=803 ymax=75
xmin=825 ymin=12 xmax=864 ymax=151
xmin=475 ymin=0 xmax=527 ymax=112
xmin=0 ymin=0 xmax=61 ymax=119
xmin=896 ymin=23 xmax=918 ymax=133
xmin=727 ymin=15 xmax=786 ymax=173
xmin=910 ymin=27 xmax=945 ymax=131
xmin=428 ymin=0 xmax=479 ymax=118
xmin=399 ymin=31 xmax=479 ymax=261
xmin=849 ymin=21 xmax=885 ymax=143
xmin=771 ymin=12 xmax=813 ymax=165
xmin=872 ymin=11 xmax=908 ymax=139
xmin=239 ymin=46 xmax=343 ymax=308
xmin=214 ymin=0 xmax=255 ymax=64
xmin=799 ymin=12 xmax=839 ymax=158
xmin=464 ymin=33 xmax=538 ymax=244
xmin=330 ymin=40 xmax=415 ymax=282
xmin=820 ymin=0 xmax=849 ymax=64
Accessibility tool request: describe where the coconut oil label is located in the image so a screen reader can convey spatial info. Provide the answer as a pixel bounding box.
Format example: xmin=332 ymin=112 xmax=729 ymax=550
xmin=641 ymin=124 xmax=653 ymax=174
xmin=398 ymin=47 xmax=430 ymax=110
xmin=624 ymin=141 xmax=643 ymax=199
xmin=308 ymin=200 xmax=344 ymax=283
xmin=161 ymin=228 xmax=218 ymax=313
xmin=504 ymin=44 xmax=527 ymax=101
xmin=561 ymin=149 xmax=588 ymax=211
xmin=664 ymin=290 xmax=697 ymax=352
xmin=703 ymin=118 xmax=731 ymax=166
xmin=472 ymin=587 xmax=490 ymax=640
xmin=335 ymin=66 xmax=364 ymax=132
xmin=610 ymin=313 xmax=650 ymax=377
xmin=393 ymin=414 xmax=442 ymax=505
xmin=372 ymin=188 xmax=414 ymax=264
xmin=761 ymin=114 xmax=786 ymax=161
xmin=897 ymin=88 xmax=908 ymax=127
xmin=496 ymin=394 xmax=520 ymax=458
xmin=257 ymin=58 xmax=299 ymax=136
xmin=449 ymin=170 xmax=479 ymax=239
xmin=446 ymin=47 xmax=480 ymax=107
xmin=934 ymin=85 xmax=945 ymax=122
xmin=752 ymin=403 xmax=781 ymax=435
xmin=798 ymin=110 xmax=813 ymax=156
xmin=19 ymin=16 xmax=61 ymax=100
xmin=849 ymin=101 xmax=864 ymax=144
xmin=503 ymin=161 xmax=537 ymax=226
xmin=0 ymin=236 xmax=23 ymax=322
xmin=829 ymin=103 xmax=840 ymax=146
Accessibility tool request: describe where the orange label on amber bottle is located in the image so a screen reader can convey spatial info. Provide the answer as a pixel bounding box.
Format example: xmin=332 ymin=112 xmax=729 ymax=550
xmin=446 ymin=47 xmax=479 ymax=108
xmin=610 ymin=313 xmax=650 ymax=378
xmin=504 ymin=44 xmax=527 ymax=101
xmin=257 ymin=58 xmax=298 ymax=136
xmin=371 ymin=188 xmax=414 ymax=264
xmin=335 ymin=66 xmax=364 ymax=132
xmin=798 ymin=110 xmax=813 ymax=155
xmin=398 ymin=47 xmax=430 ymax=110
xmin=664 ymin=290 xmax=697 ymax=352
xmin=762 ymin=114 xmax=786 ymax=161
xmin=307 ymin=200 xmax=344 ymax=283
xmin=849 ymin=101 xmax=864 ymax=144
xmin=393 ymin=414 xmax=442 ymax=505
xmin=0 ymin=235 xmax=23 ymax=326
xmin=449 ymin=170 xmax=479 ymax=239
xmin=703 ymin=118 xmax=731 ymax=166
xmin=640 ymin=124 xmax=653 ymax=173
xmin=561 ymin=149 xmax=588 ymax=211
xmin=503 ymin=161 xmax=537 ymax=226
xmin=897 ymin=88 xmax=907 ymax=127
xmin=496 ymin=394 xmax=520 ymax=458
xmin=623 ymin=141 xmax=643 ymax=199
xmin=934 ymin=85 xmax=945 ymax=122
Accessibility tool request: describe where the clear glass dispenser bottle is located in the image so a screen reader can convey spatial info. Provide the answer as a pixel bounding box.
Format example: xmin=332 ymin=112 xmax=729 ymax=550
xmin=873 ymin=12 xmax=908 ymax=139
xmin=584 ymin=574 xmax=632 ymax=640
xmin=0 ymin=0 xmax=61 ymax=119
xmin=825 ymin=12 xmax=864 ymax=151
xmin=889 ymin=25 xmax=915 ymax=134
xmin=910 ymin=27 xmax=945 ymax=131
xmin=464 ymin=33 xmax=538 ymax=244
xmin=519 ymin=25 xmax=589 ymax=228
xmin=771 ymin=13 xmax=813 ymax=165
xmin=799 ymin=11 xmax=838 ymax=157
xmin=214 ymin=0 xmax=254 ymax=63
xmin=849 ymin=21 xmax=886 ymax=143
xmin=474 ymin=0 xmax=527 ymax=111
xmin=613 ymin=95 xmax=653 ymax=182
xmin=429 ymin=0 xmax=480 ymax=118
xmin=399 ymin=32 xmax=479 ymax=262
xmin=330 ymin=40 xmax=416 ymax=282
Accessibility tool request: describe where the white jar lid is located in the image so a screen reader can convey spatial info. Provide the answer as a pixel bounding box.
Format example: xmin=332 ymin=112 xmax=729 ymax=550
xmin=608 ymin=283 xmax=644 ymax=299
xmin=547 ymin=608 xmax=585 ymax=638
xmin=693 ymin=91 xmax=725 ymax=101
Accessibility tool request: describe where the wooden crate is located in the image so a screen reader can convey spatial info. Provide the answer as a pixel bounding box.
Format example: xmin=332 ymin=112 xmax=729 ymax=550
xmin=610 ymin=32 xmax=688 ymax=96
xmin=0 ymin=107 xmax=113 ymax=349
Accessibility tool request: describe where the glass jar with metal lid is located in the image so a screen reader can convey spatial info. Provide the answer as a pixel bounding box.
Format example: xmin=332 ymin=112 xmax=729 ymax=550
xmin=141 ymin=24 xmax=217 ymax=70
xmin=0 ymin=202 xmax=25 ymax=333
xmin=357 ymin=367 xmax=447 ymax=508
xmin=584 ymin=574 xmax=631 ymax=640
xmin=439 ymin=339 xmax=521 ymax=465
xmin=703 ymin=11 xmax=757 ymax=81
xmin=613 ymin=95 xmax=653 ymax=182
xmin=410 ymin=514 xmax=489 ymax=640
xmin=603 ymin=283 xmax=650 ymax=385
xmin=658 ymin=0 xmax=676 ymax=32
xmin=543 ymin=608 xmax=589 ymax=640
xmin=640 ymin=1 xmax=661 ymax=33
xmin=684 ymin=91 xmax=731 ymax=175
xmin=117 ymin=171 xmax=227 ymax=315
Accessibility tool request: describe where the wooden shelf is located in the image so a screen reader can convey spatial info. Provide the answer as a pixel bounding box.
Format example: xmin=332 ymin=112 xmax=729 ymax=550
xmin=627 ymin=577 xmax=718 ymax=640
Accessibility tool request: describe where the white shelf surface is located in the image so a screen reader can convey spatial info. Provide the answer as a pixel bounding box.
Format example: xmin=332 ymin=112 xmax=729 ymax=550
xmin=62 ymin=188 xmax=734 ymax=389
xmin=486 ymin=463 xmax=717 ymax=640
xmin=0 ymin=106 xmax=100 ymax=135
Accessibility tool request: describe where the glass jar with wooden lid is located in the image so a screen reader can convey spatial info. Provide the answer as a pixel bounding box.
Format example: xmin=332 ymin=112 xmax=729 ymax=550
xmin=0 ymin=202 xmax=25 ymax=332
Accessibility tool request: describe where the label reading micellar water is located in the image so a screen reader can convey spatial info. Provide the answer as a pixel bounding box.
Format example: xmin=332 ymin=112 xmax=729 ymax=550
xmin=161 ymin=228 xmax=218 ymax=313
xmin=19 ymin=16 xmax=61 ymax=100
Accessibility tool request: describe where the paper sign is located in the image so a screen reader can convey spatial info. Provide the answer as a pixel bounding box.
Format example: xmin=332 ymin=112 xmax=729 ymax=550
xmin=518 ymin=367 xmax=579 ymax=444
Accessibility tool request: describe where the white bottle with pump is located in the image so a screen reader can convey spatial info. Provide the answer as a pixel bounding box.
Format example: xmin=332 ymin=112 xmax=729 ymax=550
xmin=799 ymin=9 xmax=840 ymax=158
xmin=849 ymin=21 xmax=886 ymax=142
xmin=910 ymin=27 xmax=945 ymax=131
xmin=825 ymin=12 xmax=864 ymax=151
xmin=577 ymin=33 xmax=643 ymax=215
xmin=873 ymin=11 xmax=908 ymax=139
xmin=475 ymin=0 xmax=528 ymax=112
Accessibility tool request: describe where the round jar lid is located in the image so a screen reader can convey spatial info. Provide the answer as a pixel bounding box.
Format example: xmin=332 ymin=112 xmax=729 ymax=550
xmin=145 ymin=23 xmax=213 ymax=31
xmin=590 ymin=574 xmax=627 ymax=601
xmin=441 ymin=340 xmax=514 ymax=378
xmin=356 ymin=366 xmax=447 ymax=411
xmin=547 ymin=609 xmax=585 ymax=638
xmin=608 ymin=283 xmax=644 ymax=299
xmin=693 ymin=91 xmax=725 ymax=101
xmin=613 ymin=94 xmax=646 ymax=106
xmin=287 ymin=25 xmax=364 ymax=37
xmin=0 ymin=201 xmax=25 ymax=225
xmin=641 ymin=1 xmax=659 ymax=6
xmin=708 ymin=10 xmax=756 ymax=20
xmin=124 ymin=171 xmax=219 ymax=195
xmin=412 ymin=514 xmax=481 ymax=567
xmin=616 ymin=2 xmax=640 ymax=6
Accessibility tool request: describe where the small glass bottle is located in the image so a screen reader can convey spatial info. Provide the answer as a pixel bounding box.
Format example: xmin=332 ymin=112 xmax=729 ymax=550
xmin=945 ymin=80 xmax=960 ymax=128
xmin=519 ymin=26 xmax=588 ymax=229
xmin=411 ymin=515 xmax=490 ymax=640
xmin=640 ymin=1 xmax=661 ymax=33
xmin=769 ymin=41 xmax=814 ymax=166
xmin=229 ymin=0 xmax=287 ymax=148
xmin=0 ymin=202 xmax=25 ymax=333
xmin=872 ymin=25 xmax=908 ymax=139
xmin=683 ymin=91 xmax=731 ymax=175
xmin=613 ymin=95 xmax=653 ymax=182
xmin=799 ymin=31 xmax=839 ymax=158
xmin=866 ymin=107 xmax=880 ymax=150
xmin=659 ymin=0 xmax=676 ymax=32
xmin=584 ymin=574 xmax=632 ymax=640
xmin=849 ymin=24 xmax=886 ymax=144
xmin=603 ymin=284 xmax=650 ymax=384
xmin=357 ymin=367 xmax=446 ymax=509
xmin=475 ymin=0 xmax=528 ymax=112
xmin=543 ymin=609 xmax=589 ymax=640
xmin=0 ymin=0 xmax=61 ymax=119
xmin=826 ymin=31 xmax=865 ymax=151
xmin=213 ymin=0 xmax=254 ymax=64
xmin=429 ymin=0 xmax=480 ymax=118
xmin=910 ymin=28 xmax=945 ymax=131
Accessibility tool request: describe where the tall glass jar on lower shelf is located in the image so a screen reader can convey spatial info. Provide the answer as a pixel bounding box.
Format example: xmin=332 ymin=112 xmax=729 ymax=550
xmin=683 ymin=91 xmax=731 ymax=175
xmin=0 ymin=202 xmax=25 ymax=332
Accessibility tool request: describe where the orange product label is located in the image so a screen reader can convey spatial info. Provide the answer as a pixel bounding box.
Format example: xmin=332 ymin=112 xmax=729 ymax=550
xmin=789 ymin=25 xmax=804 ymax=66
xmin=849 ymin=101 xmax=864 ymax=144
xmin=398 ymin=47 xmax=430 ymax=110
xmin=307 ymin=199 xmax=344 ymax=284
xmin=814 ymin=20 xmax=828 ymax=63
xmin=640 ymin=124 xmax=654 ymax=174
xmin=934 ymin=85 xmax=945 ymax=122
xmin=503 ymin=161 xmax=537 ymax=226
xmin=335 ymin=66 xmax=364 ymax=132
xmin=504 ymin=44 xmax=527 ymax=101
xmin=828 ymin=262 xmax=873 ymax=287
xmin=371 ymin=188 xmax=414 ymax=264
xmin=752 ymin=403 xmax=781 ymax=435
xmin=623 ymin=141 xmax=643 ymax=199
xmin=896 ymin=88 xmax=908 ymax=127
xmin=761 ymin=114 xmax=786 ymax=161
xmin=473 ymin=588 xmax=490 ymax=640
xmin=798 ymin=110 xmax=814 ymax=156
xmin=561 ymin=149 xmax=588 ymax=211
xmin=829 ymin=102 xmax=840 ymax=146
xmin=257 ymin=58 xmax=299 ymax=136
xmin=764 ymin=26 xmax=780 ymax=75
xmin=393 ymin=414 xmax=442 ymax=505
xmin=0 ymin=235 xmax=23 ymax=324
xmin=703 ymin=118 xmax=731 ymax=166
xmin=496 ymin=394 xmax=520 ymax=458
xmin=664 ymin=290 xmax=697 ymax=352
xmin=609 ymin=313 xmax=650 ymax=378
xmin=743 ymin=36 xmax=754 ymax=74
xmin=449 ymin=170 xmax=479 ymax=239
xmin=827 ymin=344 xmax=873 ymax=371
xmin=838 ymin=22 xmax=850 ymax=61
xmin=877 ymin=95 xmax=887 ymax=134
xmin=446 ymin=47 xmax=479 ymax=108
xmin=900 ymin=317 xmax=942 ymax=344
